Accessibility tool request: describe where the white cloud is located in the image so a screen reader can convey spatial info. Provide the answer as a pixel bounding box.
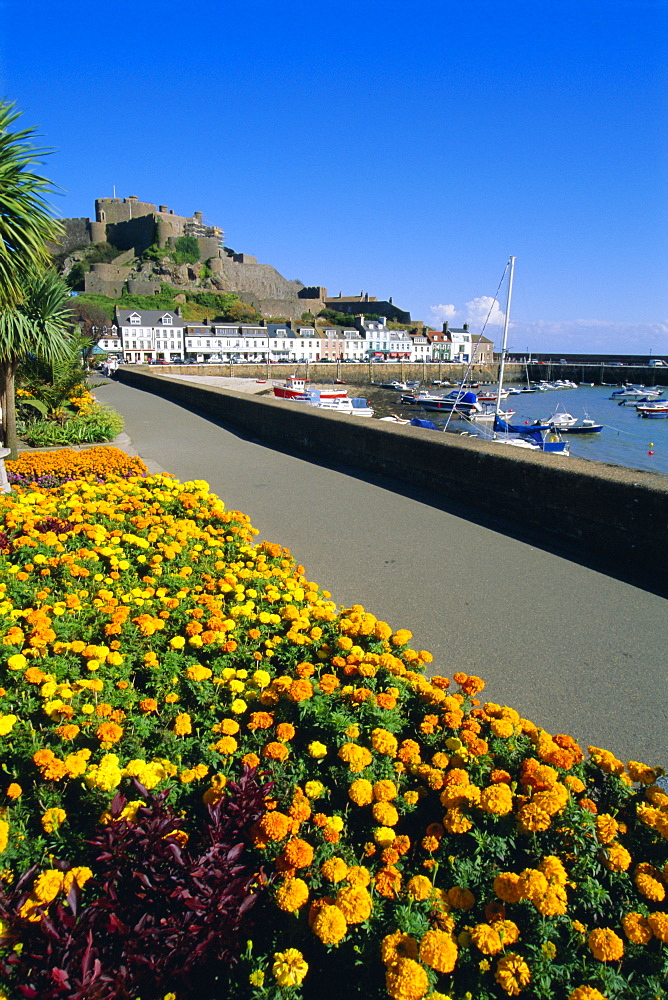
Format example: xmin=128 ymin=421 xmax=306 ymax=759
xmin=426 ymin=301 xmax=668 ymax=355
xmin=428 ymin=303 xmax=458 ymax=327
xmin=464 ymin=296 xmax=505 ymax=329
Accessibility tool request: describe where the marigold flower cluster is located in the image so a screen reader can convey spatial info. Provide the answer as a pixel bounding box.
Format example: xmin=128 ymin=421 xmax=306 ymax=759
xmin=0 ymin=467 xmax=665 ymax=1000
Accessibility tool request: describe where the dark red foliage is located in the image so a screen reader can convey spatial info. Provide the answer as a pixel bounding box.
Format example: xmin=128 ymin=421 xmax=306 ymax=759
xmin=33 ymin=517 xmax=75 ymax=535
xmin=0 ymin=530 xmax=15 ymax=554
xmin=0 ymin=768 xmax=271 ymax=1000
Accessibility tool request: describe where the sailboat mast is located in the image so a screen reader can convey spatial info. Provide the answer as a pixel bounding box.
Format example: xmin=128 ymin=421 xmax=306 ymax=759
xmin=495 ymin=255 xmax=516 ymax=416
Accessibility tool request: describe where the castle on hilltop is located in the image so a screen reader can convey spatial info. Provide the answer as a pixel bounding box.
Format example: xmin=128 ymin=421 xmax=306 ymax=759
xmin=57 ymin=195 xmax=226 ymax=260
xmin=55 ymin=194 xmax=410 ymax=323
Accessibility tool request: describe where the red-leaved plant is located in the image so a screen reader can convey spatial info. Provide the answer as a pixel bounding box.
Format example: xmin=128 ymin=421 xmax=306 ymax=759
xmin=0 ymin=767 xmax=272 ymax=999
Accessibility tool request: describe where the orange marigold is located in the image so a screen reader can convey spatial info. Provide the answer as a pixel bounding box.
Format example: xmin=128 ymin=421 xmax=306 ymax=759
xmin=495 ymin=953 xmax=531 ymax=996
xmin=385 ymin=958 xmax=429 ymax=1000
xmin=311 ymin=902 xmax=347 ymax=945
xmin=335 ymin=885 xmax=373 ymax=923
xmin=276 ymin=877 xmax=309 ymax=912
xmin=419 ymin=928 xmax=458 ymax=973
xmin=587 ymin=928 xmax=624 ymax=962
xmin=621 ymin=911 xmax=653 ymax=945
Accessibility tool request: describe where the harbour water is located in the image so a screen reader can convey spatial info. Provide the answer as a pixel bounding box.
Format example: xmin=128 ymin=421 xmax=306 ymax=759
xmin=361 ymin=382 xmax=668 ymax=476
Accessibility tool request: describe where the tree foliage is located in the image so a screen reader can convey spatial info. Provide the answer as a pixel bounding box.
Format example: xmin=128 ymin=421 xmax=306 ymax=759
xmin=0 ymin=269 xmax=73 ymax=456
xmin=0 ymin=100 xmax=62 ymax=310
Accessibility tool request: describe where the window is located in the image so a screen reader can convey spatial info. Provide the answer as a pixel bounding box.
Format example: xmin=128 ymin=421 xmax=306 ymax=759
xmin=162 ymin=315 xmax=173 ymax=325
xmin=130 ymin=314 xmax=140 ymax=325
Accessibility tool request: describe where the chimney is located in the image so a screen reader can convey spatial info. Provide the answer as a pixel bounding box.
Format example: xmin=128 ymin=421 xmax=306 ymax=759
xmin=442 ymin=321 xmax=449 ymax=333
xmin=463 ymin=322 xmax=469 ymax=331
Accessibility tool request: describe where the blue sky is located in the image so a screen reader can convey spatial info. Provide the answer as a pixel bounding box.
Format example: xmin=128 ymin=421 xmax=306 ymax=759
xmin=2 ymin=0 xmax=666 ymax=354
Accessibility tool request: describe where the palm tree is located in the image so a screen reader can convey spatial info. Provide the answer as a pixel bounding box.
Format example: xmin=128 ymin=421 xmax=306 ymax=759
xmin=0 ymin=99 xmax=62 ymax=310
xmin=0 ymin=99 xmax=69 ymax=457
xmin=0 ymin=269 xmax=73 ymax=457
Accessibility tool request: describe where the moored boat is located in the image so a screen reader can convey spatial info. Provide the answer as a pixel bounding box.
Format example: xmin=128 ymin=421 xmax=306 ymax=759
xmin=273 ymin=376 xmax=347 ymax=401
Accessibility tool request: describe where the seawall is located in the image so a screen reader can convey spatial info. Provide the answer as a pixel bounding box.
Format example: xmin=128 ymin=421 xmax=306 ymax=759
xmin=115 ymin=367 xmax=668 ymax=584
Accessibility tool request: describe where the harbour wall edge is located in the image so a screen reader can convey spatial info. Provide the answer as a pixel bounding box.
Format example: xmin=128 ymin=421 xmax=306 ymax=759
xmin=115 ymin=368 xmax=668 ymax=581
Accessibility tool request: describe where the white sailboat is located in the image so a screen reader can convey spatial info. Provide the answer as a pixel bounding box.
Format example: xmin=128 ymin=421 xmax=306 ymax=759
xmin=489 ymin=257 xmax=569 ymax=454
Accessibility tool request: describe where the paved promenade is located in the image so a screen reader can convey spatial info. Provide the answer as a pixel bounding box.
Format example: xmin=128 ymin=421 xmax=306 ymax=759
xmin=95 ymin=377 xmax=667 ymax=768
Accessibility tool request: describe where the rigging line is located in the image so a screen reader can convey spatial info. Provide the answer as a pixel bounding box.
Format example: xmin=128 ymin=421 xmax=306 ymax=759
xmin=443 ymin=261 xmax=510 ymax=433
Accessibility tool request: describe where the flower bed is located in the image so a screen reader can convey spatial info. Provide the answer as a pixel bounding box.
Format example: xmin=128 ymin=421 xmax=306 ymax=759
xmin=6 ymin=446 xmax=148 ymax=488
xmin=0 ymin=469 xmax=665 ymax=1000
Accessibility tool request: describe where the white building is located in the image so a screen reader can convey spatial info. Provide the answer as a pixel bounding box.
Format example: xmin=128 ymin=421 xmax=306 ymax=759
xmin=116 ymin=309 xmax=185 ymax=363
xmin=361 ymin=318 xmax=412 ymax=360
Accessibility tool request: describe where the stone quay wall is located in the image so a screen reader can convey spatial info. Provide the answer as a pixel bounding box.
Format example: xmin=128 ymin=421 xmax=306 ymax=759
xmin=115 ymin=367 xmax=668 ymax=582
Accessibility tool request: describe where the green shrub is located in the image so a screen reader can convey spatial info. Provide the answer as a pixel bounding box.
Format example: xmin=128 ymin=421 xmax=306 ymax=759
xmin=21 ymin=406 xmax=123 ymax=447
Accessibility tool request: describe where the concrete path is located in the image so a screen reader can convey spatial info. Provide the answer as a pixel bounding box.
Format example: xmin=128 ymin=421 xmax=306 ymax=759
xmin=94 ymin=377 xmax=668 ymax=769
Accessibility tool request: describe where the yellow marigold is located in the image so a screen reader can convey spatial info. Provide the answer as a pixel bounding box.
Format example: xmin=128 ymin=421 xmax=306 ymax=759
xmin=568 ymin=988 xmax=609 ymax=1000
xmin=447 ymin=886 xmax=475 ymax=910
xmin=338 ymin=743 xmax=372 ymax=772
xmin=185 ymin=664 xmax=212 ymax=682
xmin=308 ymin=741 xmax=327 ymax=759
xmin=272 ymin=948 xmax=308 ymax=988
xmin=479 ymin=783 xmax=513 ymax=815
xmin=471 ymin=922 xmax=506 ymax=956
xmin=321 ymin=857 xmax=348 ymax=883
xmin=517 ymin=801 xmax=552 ymax=833
xmin=406 ymin=875 xmax=434 ymax=901
xmin=622 ymin=911 xmax=653 ymax=944
xmin=372 ymin=801 xmax=399 ymax=826
xmin=62 ymin=867 xmax=93 ymax=894
xmin=371 ymin=728 xmax=398 ymax=756
xmin=346 ymin=865 xmax=371 ymax=887
xmin=420 ymin=928 xmax=458 ymax=973
xmin=213 ymin=735 xmax=238 ymax=755
xmin=381 ymin=930 xmax=419 ymax=965
xmin=539 ymin=855 xmax=567 ymax=885
xmin=385 ymin=957 xmax=429 ymax=1000
xmin=518 ymin=869 xmax=548 ymax=902
xmin=647 ymin=911 xmax=668 ymax=943
xmin=604 ymin=842 xmax=631 ymax=872
xmin=595 ymin=813 xmax=618 ymax=844
xmin=531 ymin=782 xmax=569 ymax=816
xmin=349 ymin=778 xmax=374 ymax=806
xmin=533 ymin=886 xmax=567 ymax=916
xmin=6 ymin=783 xmax=21 ymax=800
xmin=587 ymin=927 xmax=624 ymax=962
xmin=0 ymin=715 xmax=18 ymax=736
xmin=173 ymin=713 xmax=192 ymax=736
xmin=373 ymin=779 xmax=398 ymax=801
xmin=305 ymin=779 xmax=325 ymax=799
xmin=41 ymin=807 xmax=66 ymax=833
xmin=276 ymin=877 xmax=309 ymax=912
xmin=494 ymin=952 xmax=531 ymax=996
xmin=627 ymin=760 xmax=659 ymax=785
xmin=33 ymin=869 xmax=64 ymax=903
xmin=494 ymin=872 xmax=523 ymax=903
xmin=588 ymin=746 xmax=624 ymax=776
xmin=311 ymin=902 xmax=348 ymax=944
xmin=335 ymin=885 xmax=373 ymax=923
xmin=0 ymin=819 xmax=8 ymax=854
xmin=443 ymin=807 xmax=472 ymax=834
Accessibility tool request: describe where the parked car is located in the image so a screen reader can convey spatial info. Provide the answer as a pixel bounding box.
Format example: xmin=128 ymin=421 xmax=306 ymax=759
xmin=648 ymin=359 xmax=668 ymax=367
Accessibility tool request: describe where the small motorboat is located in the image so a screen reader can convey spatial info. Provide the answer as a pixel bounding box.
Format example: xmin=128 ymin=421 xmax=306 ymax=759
xmin=542 ymin=410 xmax=602 ymax=433
xmin=304 ymin=395 xmax=374 ymax=417
xmin=273 ymin=376 xmax=347 ymax=400
xmin=610 ymin=385 xmax=663 ymax=401
xmin=636 ymin=401 xmax=668 ymax=415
